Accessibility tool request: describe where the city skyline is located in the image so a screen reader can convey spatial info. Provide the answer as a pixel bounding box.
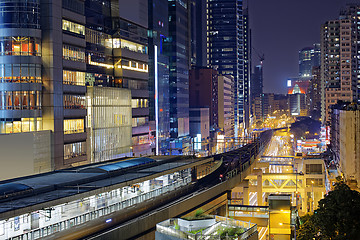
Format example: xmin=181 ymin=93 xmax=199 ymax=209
xmin=0 ymin=1 xmax=359 ymax=239
xmin=249 ymin=0 xmax=356 ymax=94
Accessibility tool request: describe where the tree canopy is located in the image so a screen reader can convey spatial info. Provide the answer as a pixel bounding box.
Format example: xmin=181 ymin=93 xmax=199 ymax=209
xmin=297 ymin=181 xmax=360 ymax=240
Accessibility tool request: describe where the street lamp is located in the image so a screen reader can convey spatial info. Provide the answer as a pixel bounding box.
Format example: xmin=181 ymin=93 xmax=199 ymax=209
xmin=311 ymin=180 xmax=315 ymax=212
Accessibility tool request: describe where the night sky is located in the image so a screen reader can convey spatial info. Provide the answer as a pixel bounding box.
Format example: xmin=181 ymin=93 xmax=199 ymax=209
xmin=248 ymin=0 xmax=357 ymax=94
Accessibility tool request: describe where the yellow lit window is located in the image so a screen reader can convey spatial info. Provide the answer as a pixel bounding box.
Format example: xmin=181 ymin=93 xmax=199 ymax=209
xmin=63 ymin=119 xmax=84 ymax=134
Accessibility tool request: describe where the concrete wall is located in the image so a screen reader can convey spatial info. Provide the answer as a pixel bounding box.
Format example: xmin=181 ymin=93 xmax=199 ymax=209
xmin=339 ymin=110 xmax=360 ymax=187
xmin=0 ymin=131 xmax=52 ymax=181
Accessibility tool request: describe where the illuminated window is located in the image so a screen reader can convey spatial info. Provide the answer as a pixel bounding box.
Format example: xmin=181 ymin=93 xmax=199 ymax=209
xmin=0 ymin=37 xmax=41 ymax=56
xmin=64 ymin=142 xmax=86 ymax=160
xmin=116 ymin=59 xmax=148 ymax=72
xmin=85 ymin=28 xmax=110 ymax=47
xmin=64 ymin=119 xmax=84 ymax=134
xmin=111 ymin=38 xmax=147 ymax=53
xmin=63 ymin=45 xmax=85 ymax=62
xmin=64 ymin=95 xmax=85 ymax=109
xmin=0 ymin=64 xmax=41 ymax=83
xmin=63 ymin=70 xmax=85 ymax=85
xmin=131 ymin=99 xmax=148 ymax=108
xmin=62 ymin=19 xmax=85 ymax=36
xmin=0 ymin=91 xmax=41 ymax=110
xmin=0 ymin=118 xmax=42 ymax=134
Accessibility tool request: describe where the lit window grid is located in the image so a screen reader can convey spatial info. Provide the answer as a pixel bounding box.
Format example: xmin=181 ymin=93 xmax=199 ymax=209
xmin=0 ymin=64 xmax=41 ymax=83
xmin=63 ymin=45 xmax=85 ymax=62
xmin=63 ymin=70 xmax=85 ymax=86
xmin=63 ymin=119 xmax=84 ymax=134
xmin=111 ymin=38 xmax=148 ymax=54
xmin=0 ymin=36 xmax=41 ymax=56
xmin=0 ymin=91 xmax=41 ymax=110
xmin=62 ymin=19 xmax=85 ymax=36
xmin=64 ymin=142 xmax=86 ymax=160
xmin=0 ymin=118 xmax=42 ymax=134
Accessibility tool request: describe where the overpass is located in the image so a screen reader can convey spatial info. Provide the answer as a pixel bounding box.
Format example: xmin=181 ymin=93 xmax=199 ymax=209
xmin=0 ymin=131 xmax=273 ymax=240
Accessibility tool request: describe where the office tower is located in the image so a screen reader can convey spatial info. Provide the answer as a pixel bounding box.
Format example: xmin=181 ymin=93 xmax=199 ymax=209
xmin=114 ymin=0 xmax=151 ymax=157
xmin=0 ymin=0 xmax=89 ymax=176
xmin=321 ymin=4 xmax=360 ymax=122
xmin=148 ymin=0 xmax=170 ymax=155
xmin=167 ymin=0 xmax=190 ymax=139
xmin=207 ymin=0 xmax=250 ymax=136
xmin=243 ymin=8 xmax=251 ymax=130
xmin=299 ymin=44 xmax=321 ymax=78
xmin=299 ymin=47 xmax=313 ymax=77
xmin=85 ymin=0 xmax=132 ymax=163
xmin=85 ymin=0 xmax=151 ymax=158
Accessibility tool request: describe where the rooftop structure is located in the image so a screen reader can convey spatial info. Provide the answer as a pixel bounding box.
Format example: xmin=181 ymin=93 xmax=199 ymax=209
xmin=155 ymin=216 xmax=257 ymax=240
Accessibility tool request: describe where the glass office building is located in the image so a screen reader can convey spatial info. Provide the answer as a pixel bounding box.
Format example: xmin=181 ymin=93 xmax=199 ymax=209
xmin=207 ymin=0 xmax=250 ymax=135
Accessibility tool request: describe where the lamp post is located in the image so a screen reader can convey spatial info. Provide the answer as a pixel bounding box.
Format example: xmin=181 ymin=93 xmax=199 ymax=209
xmin=311 ymin=180 xmax=315 ymax=212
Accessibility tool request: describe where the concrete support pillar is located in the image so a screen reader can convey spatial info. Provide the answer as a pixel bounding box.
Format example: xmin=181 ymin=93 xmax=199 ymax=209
xmin=257 ymin=174 xmax=263 ymax=205
xmin=252 ymin=169 xmax=263 ymax=206
xmin=243 ymin=186 xmax=249 ymax=205
xmin=302 ymin=197 xmax=306 ymax=214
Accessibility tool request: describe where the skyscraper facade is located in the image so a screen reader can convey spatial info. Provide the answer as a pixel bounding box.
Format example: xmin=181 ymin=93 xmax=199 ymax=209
xmin=167 ymin=0 xmax=190 ymax=139
xmin=207 ymin=0 xmax=249 ymax=136
xmin=321 ymin=4 xmax=360 ymax=122
xmin=148 ymin=0 xmax=170 ymax=154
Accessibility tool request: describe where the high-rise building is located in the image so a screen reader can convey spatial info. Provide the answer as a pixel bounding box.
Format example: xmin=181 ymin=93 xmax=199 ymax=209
xmin=321 ymin=4 xmax=360 ymax=122
xmin=148 ymin=0 xmax=170 ymax=155
xmin=0 ymin=0 xmax=88 ymax=174
xmin=299 ymin=47 xmax=313 ymax=78
xmin=220 ymin=75 xmax=235 ymax=138
xmin=299 ymin=44 xmax=321 ymax=78
xmin=207 ymin=0 xmax=250 ymax=136
xmin=189 ymin=67 xmax=233 ymax=137
xmin=289 ymin=93 xmax=307 ymax=116
xmin=330 ymin=102 xmax=360 ymax=188
xmin=309 ymin=66 xmax=322 ymax=120
xmin=85 ymin=0 xmax=151 ymax=157
xmin=167 ymin=0 xmax=190 ymax=140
